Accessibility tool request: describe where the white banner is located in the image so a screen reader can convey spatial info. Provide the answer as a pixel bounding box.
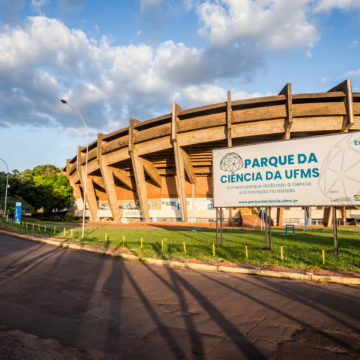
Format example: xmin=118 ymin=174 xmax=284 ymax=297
xmin=213 ymin=132 xmax=360 ymax=207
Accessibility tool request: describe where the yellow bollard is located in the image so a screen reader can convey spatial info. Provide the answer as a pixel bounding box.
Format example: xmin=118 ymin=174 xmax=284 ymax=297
xmin=280 ymin=246 xmax=284 ymax=260
xmin=122 ymin=235 xmax=125 ymax=245
xmin=54 ymin=226 xmax=56 ymax=235
xmin=322 ymin=249 xmax=325 ymax=265
xmin=64 ymin=228 xmax=66 ymax=236
xmin=105 ymin=233 xmax=108 ymax=241
xmin=183 ymin=242 xmax=186 ymax=255
xmin=38 ymin=224 xmax=40 ymax=231
xmin=161 ymin=239 xmax=164 ymax=251
xmin=212 ymin=242 xmax=215 ymax=256
xmin=245 ymin=245 xmax=248 ymax=260
xmin=140 ymin=237 xmax=143 ymax=249
xmin=71 ymin=229 xmax=73 ymax=238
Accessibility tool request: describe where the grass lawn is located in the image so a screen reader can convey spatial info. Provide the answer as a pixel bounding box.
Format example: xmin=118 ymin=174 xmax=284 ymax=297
xmin=19 ymin=217 xmax=78 ymax=227
xmin=1 ymin=218 xmax=360 ymax=272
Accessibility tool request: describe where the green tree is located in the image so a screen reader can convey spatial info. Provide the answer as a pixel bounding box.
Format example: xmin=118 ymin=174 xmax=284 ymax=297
xmin=31 ymin=165 xmax=74 ymax=213
xmin=33 ymin=173 xmax=73 ymax=212
xmin=0 ymin=171 xmax=35 ymax=214
xmin=0 ymin=165 xmax=74 ymax=215
xmin=33 ymin=164 xmax=58 ymax=176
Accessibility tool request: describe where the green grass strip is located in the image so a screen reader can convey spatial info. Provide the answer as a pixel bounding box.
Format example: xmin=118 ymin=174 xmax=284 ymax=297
xmin=1 ymin=218 xmax=359 ymax=272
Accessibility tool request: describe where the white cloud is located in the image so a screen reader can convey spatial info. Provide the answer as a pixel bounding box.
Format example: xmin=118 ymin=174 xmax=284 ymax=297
xmin=342 ymin=68 xmax=360 ymax=78
xmin=197 ymin=0 xmax=318 ymax=52
xmin=179 ymin=84 xmax=228 ymax=106
xmin=0 ymin=16 xmax=91 ymax=73
xmin=350 ymin=40 xmax=358 ymax=48
xmin=2 ymin=0 xmax=355 ymax=136
xmin=314 ymin=0 xmax=360 ymax=12
xmin=0 ymin=16 xmax=266 ymax=133
xmin=31 ymin=0 xmax=49 ymax=7
xmin=177 ymin=85 xmax=269 ymax=107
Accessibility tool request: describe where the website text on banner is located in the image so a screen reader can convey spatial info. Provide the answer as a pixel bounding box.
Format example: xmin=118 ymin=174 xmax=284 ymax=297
xmin=213 ymin=132 xmax=360 ymax=208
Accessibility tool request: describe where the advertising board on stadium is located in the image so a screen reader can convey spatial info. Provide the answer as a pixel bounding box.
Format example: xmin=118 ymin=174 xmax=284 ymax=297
xmin=213 ymin=132 xmax=360 ymax=208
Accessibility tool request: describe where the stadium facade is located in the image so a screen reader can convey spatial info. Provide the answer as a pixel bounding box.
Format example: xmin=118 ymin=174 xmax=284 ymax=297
xmin=64 ymin=80 xmax=360 ymax=226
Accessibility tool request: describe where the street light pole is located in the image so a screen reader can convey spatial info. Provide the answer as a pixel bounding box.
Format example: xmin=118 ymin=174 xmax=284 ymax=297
xmin=60 ymin=99 xmax=89 ymax=238
xmin=0 ymin=158 xmax=9 ymax=221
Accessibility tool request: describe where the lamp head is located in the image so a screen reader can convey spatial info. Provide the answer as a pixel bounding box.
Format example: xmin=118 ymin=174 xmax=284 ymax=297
xmin=60 ymin=99 xmax=67 ymax=104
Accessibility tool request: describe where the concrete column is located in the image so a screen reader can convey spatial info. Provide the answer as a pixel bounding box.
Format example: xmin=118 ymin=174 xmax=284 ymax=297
xmin=97 ymin=134 xmax=122 ymax=220
xmin=77 ymin=147 xmax=98 ymax=221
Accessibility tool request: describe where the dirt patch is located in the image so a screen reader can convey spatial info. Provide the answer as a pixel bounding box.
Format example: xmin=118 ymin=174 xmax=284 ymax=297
xmin=304 ymin=267 xmax=360 ymax=278
xmin=0 ymin=226 xmax=17 ymax=233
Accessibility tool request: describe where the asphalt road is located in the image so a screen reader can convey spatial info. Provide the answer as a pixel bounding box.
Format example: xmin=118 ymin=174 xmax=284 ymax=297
xmin=0 ymin=233 xmax=359 ymax=360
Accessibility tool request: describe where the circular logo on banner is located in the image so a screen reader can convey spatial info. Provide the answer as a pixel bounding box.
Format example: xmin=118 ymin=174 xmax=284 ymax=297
xmin=220 ymin=152 xmax=243 ymax=172
xmin=318 ymin=134 xmax=360 ymax=200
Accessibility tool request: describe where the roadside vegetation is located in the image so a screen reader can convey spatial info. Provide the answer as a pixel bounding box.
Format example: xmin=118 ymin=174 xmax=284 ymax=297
xmin=0 ymin=165 xmax=73 ymax=215
xmin=1 ymin=217 xmax=359 ymax=273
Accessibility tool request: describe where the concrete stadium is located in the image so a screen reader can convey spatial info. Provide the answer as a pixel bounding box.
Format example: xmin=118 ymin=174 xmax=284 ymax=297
xmin=64 ymin=80 xmax=360 ymax=227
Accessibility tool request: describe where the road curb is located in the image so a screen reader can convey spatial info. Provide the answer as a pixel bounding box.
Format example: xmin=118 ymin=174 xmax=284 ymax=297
xmin=1 ymin=229 xmax=359 ymax=286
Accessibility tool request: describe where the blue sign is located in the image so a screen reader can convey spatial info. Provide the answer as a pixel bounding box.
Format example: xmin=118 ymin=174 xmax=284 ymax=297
xmin=14 ymin=202 xmax=22 ymax=223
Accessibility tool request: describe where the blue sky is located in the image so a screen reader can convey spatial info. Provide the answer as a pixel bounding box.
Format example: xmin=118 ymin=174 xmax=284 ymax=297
xmin=0 ymin=0 xmax=360 ymax=172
